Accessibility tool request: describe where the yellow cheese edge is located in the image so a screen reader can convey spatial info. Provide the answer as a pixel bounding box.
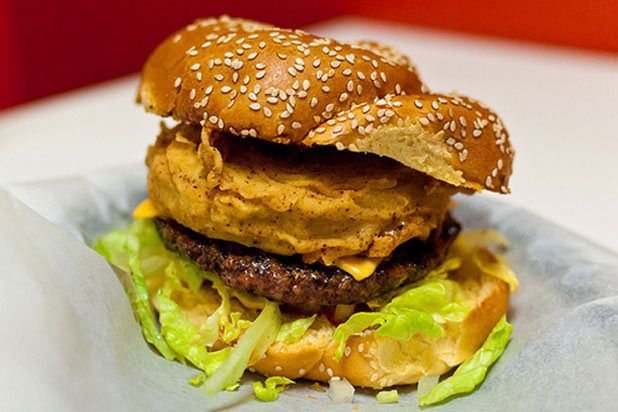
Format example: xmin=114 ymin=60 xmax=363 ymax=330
xmin=132 ymin=198 xmax=382 ymax=280
xmin=333 ymin=256 xmax=383 ymax=281
xmin=133 ymin=198 xmax=160 ymax=219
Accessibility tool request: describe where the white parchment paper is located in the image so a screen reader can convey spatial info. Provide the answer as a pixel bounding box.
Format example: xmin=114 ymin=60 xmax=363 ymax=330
xmin=1 ymin=164 xmax=617 ymax=411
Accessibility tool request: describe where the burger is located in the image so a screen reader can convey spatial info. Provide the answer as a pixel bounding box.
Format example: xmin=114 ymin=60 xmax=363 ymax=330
xmin=95 ymin=16 xmax=517 ymax=405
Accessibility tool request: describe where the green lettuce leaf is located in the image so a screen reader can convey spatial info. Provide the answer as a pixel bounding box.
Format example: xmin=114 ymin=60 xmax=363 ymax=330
xmin=252 ymin=376 xmax=295 ymax=401
xmin=157 ymin=291 xmax=232 ymax=373
xmin=222 ymin=312 xmax=252 ymax=344
xmin=332 ymin=277 xmax=469 ymax=360
xmin=187 ymin=374 xmax=206 ymax=387
xmin=376 ymin=389 xmax=399 ymax=404
xmin=276 ymin=315 xmax=316 ymax=343
xmin=95 ymin=222 xmax=178 ymax=361
xmin=418 ymin=315 xmax=513 ymax=406
xmin=203 ymin=301 xmax=281 ymax=396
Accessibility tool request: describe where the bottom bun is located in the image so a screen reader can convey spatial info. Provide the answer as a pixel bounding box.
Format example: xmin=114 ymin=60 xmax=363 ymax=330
xmin=149 ymin=256 xmax=509 ymax=389
xmin=252 ymin=269 xmax=509 ymax=389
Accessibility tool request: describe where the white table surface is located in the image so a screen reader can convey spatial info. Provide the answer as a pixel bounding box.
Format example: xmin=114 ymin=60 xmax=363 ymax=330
xmin=1 ymin=17 xmax=617 ymax=253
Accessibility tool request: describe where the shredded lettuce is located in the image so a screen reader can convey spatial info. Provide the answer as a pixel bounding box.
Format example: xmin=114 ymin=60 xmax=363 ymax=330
xmin=276 ymin=314 xmax=316 ymax=343
xmin=419 ymin=315 xmax=513 ymax=406
xmin=95 ymin=219 xmax=237 ymax=375
xmin=187 ymin=374 xmax=206 ymax=387
xmin=332 ymin=277 xmax=468 ymax=360
xmin=252 ymin=376 xmax=295 ymax=401
xmin=158 ymin=291 xmax=231 ymax=373
xmin=452 ymin=230 xmax=519 ymax=293
xmin=222 ymin=312 xmax=252 ymax=344
xmin=376 ymin=389 xmax=399 ymax=403
xmin=473 ymin=247 xmax=519 ymax=293
xmin=95 ymin=221 xmax=178 ymax=361
xmin=203 ymin=301 xmax=281 ymax=396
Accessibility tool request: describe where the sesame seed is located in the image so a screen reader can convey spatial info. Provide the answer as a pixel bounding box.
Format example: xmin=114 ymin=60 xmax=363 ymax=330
xmin=277 ymin=124 xmax=285 ymax=135
xmin=299 ymin=368 xmax=306 ymax=375
xmin=256 ymin=71 xmax=266 ymax=79
xmin=357 ymin=71 xmax=366 ymax=80
xmin=189 ymin=89 xmax=196 ymax=100
xmin=267 ymin=97 xmax=278 ymax=104
xmin=247 ymin=52 xmax=258 ymax=60
xmin=325 ymin=103 xmax=334 ymax=112
xmin=275 ymin=365 xmax=282 ymax=372
xmin=287 ymin=67 xmax=297 ymax=76
xmin=419 ymin=117 xmax=429 ymax=126
xmin=414 ymin=99 xmax=423 ymax=108
xmin=249 ymin=102 xmax=261 ymax=111
xmin=310 ymin=97 xmax=318 ymax=108
xmin=221 ymin=86 xmax=231 ymax=94
xmin=174 ymin=77 xmax=182 ymax=88
xmin=214 ymin=74 xmax=224 ymax=81
xmin=327 ymin=368 xmax=333 ymax=377
xmin=196 ymin=72 xmax=202 ymax=81
xmin=318 ymin=363 xmax=325 ymax=372
xmin=473 ymin=129 xmax=482 ymax=137
xmin=263 ymin=107 xmax=272 ymax=117
xmin=259 ymin=41 xmax=266 ymax=48
xmin=333 ymin=125 xmax=343 ymax=133
xmin=321 ymin=86 xmax=330 ymax=93
xmin=209 ymin=116 xmax=218 ymax=124
xmin=292 ymin=121 xmax=302 ymax=129
xmin=190 ymin=63 xmax=200 ymax=71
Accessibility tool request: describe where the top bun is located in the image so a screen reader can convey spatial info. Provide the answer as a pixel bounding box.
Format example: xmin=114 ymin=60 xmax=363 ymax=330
xmin=138 ymin=16 xmax=513 ymax=193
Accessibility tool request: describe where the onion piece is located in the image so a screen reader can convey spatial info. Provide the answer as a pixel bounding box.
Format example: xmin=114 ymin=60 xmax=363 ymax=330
xmin=328 ymin=377 xmax=355 ymax=403
xmin=417 ymin=374 xmax=440 ymax=399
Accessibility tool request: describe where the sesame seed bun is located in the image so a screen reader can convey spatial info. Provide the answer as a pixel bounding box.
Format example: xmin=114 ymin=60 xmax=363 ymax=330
xmin=137 ymin=16 xmax=513 ymax=193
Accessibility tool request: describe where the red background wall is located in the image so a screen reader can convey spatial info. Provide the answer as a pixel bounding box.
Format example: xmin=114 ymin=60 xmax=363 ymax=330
xmin=1 ymin=0 xmax=616 ymax=111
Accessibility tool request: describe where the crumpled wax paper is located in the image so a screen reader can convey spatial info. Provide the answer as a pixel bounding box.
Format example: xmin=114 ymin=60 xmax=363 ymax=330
xmin=1 ymin=164 xmax=617 ymax=412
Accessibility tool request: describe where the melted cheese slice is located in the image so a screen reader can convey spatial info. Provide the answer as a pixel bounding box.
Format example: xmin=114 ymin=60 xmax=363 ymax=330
xmin=133 ymin=198 xmax=160 ymax=219
xmin=133 ymin=198 xmax=382 ymax=280
xmin=334 ymin=256 xmax=383 ymax=281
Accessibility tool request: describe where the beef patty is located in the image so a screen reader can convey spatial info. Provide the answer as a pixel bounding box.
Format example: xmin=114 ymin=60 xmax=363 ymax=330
xmin=154 ymin=215 xmax=460 ymax=308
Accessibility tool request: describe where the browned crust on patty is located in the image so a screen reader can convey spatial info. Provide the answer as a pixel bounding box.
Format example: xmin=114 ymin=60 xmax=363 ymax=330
xmin=154 ymin=215 xmax=460 ymax=308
